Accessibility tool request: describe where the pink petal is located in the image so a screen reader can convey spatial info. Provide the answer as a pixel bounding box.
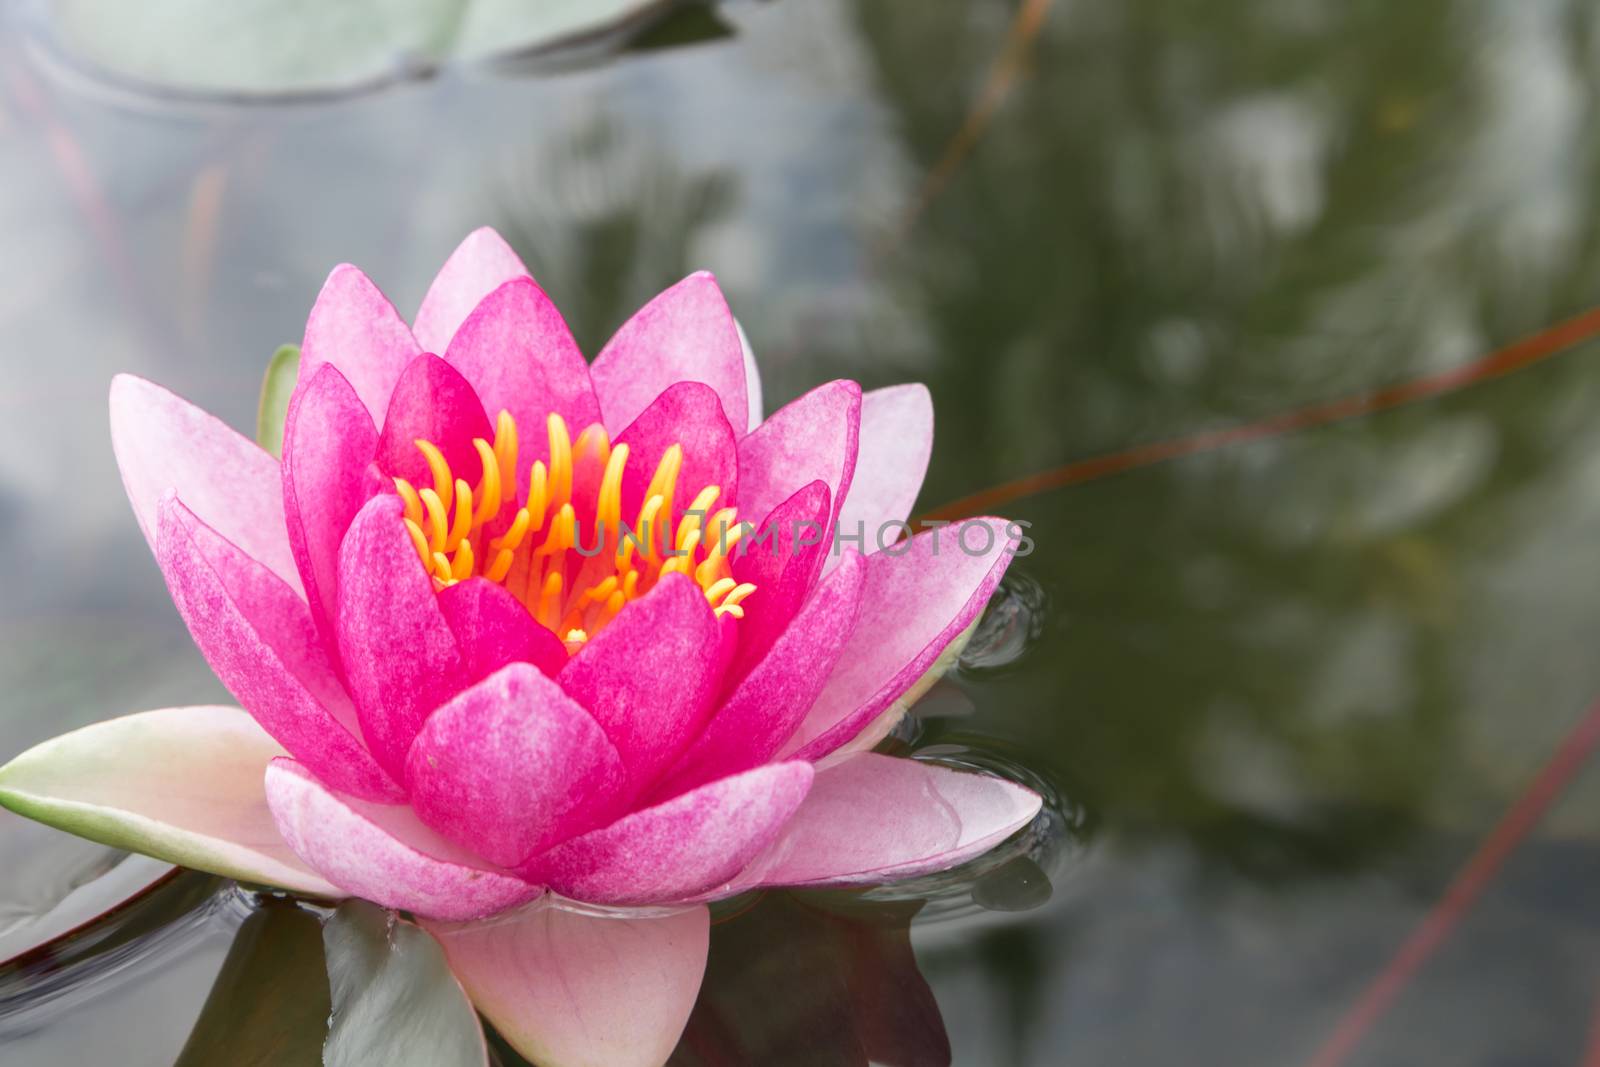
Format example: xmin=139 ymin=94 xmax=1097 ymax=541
xmin=338 ymin=495 xmax=464 ymax=781
xmin=436 ymin=579 xmax=567 ymax=683
xmin=404 ymin=664 xmax=626 ymax=868
xmin=374 ymin=354 xmax=494 ymax=493
xmin=442 ymin=277 xmax=600 ymax=481
xmin=110 ymin=374 xmax=300 ymax=593
xmin=614 ymin=381 xmax=740 ymax=529
xmin=735 ymin=379 xmax=861 ymax=533
xmin=281 ymin=364 xmax=379 ymax=654
xmin=299 ymin=264 xmax=423 ymax=424
xmin=834 ymin=384 xmax=932 ymax=548
xmin=726 ymin=480 xmax=832 ymax=684
xmin=736 ymin=754 xmax=1041 ymax=889
xmin=656 ymin=551 xmax=865 ymax=798
xmin=516 ymin=762 xmax=813 ymax=904
xmin=265 ymin=758 xmax=541 ymax=921
xmin=425 ymin=903 xmax=709 ymax=1067
xmin=157 ymin=496 xmax=402 ymax=801
xmin=412 ymin=227 xmax=532 ymax=354
xmin=589 ymin=272 xmax=750 ymax=436
xmin=557 ymin=575 xmax=726 ymax=797
xmin=781 ymin=519 xmax=1017 ymax=761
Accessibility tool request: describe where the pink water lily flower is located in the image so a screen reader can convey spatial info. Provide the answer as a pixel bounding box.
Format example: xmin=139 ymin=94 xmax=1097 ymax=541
xmin=0 ymin=228 xmax=1039 ymax=1066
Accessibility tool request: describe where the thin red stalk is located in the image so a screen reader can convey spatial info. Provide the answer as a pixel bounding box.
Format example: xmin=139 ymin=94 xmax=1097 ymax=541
xmin=1301 ymin=698 xmax=1600 ymax=1067
xmin=924 ymin=304 xmax=1600 ymax=521
xmin=1583 ymin=990 xmax=1600 ymax=1067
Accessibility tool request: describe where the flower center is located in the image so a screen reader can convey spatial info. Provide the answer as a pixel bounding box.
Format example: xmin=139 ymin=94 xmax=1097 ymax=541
xmin=392 ymin=411 xmax=755 ymax=651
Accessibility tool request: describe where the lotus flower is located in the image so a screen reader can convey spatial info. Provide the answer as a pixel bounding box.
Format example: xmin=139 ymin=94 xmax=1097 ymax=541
xmin=0 ymin=229 xmax=1040 ymax=1066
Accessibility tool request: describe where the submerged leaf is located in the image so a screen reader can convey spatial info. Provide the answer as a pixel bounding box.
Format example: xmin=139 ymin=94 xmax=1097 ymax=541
xmin=256 ymin=344 xmax=300 ymax=458
xmin=175 ymin=901 xmax=330 ymax=1067
xmin=322 ymin=900 xmax=488 ymax=1067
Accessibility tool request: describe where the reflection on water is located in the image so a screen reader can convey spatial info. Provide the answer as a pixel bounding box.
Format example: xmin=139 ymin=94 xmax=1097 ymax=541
xmin=2 ymin=0 xmax=1600 ymax=1062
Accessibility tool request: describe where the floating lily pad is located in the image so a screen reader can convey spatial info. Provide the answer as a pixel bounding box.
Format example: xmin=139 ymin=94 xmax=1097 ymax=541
xmin=35 ymin=0 xmax=693 ymax=100
xmin=322 ymin=901 xmax=487 ymax=1067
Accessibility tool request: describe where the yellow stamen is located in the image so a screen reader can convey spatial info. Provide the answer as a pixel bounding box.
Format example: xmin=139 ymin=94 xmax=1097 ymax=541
xmin=392 ymin=411 xmax=756 ymax=649
xmin=394 ymin=478 xmax=424 ymax=526
xmin=446 ymin=478 xmax=473 ymax=551
xmin=472 ymin=438 xmax=501 ymax=525
xmin=419 ymin=488 xmax=448 ymax=553
xmin=415 ymin=439 xmax=453 ymax=512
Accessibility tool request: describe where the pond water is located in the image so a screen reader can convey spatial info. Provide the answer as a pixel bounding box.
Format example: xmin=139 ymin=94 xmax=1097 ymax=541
xmin=3 ymin=1 xmax=1600 ymax=1064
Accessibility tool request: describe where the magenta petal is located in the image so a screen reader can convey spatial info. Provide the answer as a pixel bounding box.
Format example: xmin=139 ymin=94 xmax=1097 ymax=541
xmin=338 ymin=495 xmax=464 ymax=781
xmin=299 ymin=264 xmax=423 ymax=424
xmin=436 ymin=579 xmax=566 ymax=683
xmin=736 ymin=754 xmax=1041 ymax=889
xmin=835 ymin=384 xmax=932 ymax=545
xmin=442 ymin=277 xmax=600 ymax=478
xmin=735 ymin=379 xmax=861 ymax=534
xmin=615 ymin=381 xmax=740 ymax=526
xmin=374 ymin=354 xmax=494 ymax=492
xmin=412 ymin=227 xmax=532 ymax=354
xmin=589 ymin=272 xmax=750 ymax=436
xmin=265 ymin=758 xmax=541 ymax=921
xmin=557 ymin=574 xmax=726 ymax=797
xmin=516 ymin=761 xmax=814 ymax=904
xmin=404 ymin=664 xmax=626 ymax=868
xmin=281 ymin=364 xmax=379 ymax=654
xmin=726 ymin=480 xmax=833 ymax=683
xmin=782 ymin=519 xmax=1017 ymax=761
xmin=425 ymin=904 xmax=708 ymax=1067
xmin=156 ymin=497 xmax=402 ymax=801
xmin=111 ymin=375 xmax=300 ymax=592
xmin=657 ymin=551 xmax=865 ymax=797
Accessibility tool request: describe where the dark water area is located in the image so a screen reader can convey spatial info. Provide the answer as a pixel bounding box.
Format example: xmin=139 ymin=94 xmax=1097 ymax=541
xmin=3 ymin=1 xmax=1600 ymax=1063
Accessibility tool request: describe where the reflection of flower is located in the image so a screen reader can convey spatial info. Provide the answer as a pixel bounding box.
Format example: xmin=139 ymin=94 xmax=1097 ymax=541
xmin=674 ymin=893 xmax=952 ymax=1067
xmin=0 ymin=229 xmax=1039 ymax=1066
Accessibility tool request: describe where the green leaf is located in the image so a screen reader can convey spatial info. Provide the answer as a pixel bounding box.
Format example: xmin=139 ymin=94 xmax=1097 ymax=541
xmin=323 ymin=901 xmax=488 ymax=1067
xmin=175 ymin=901 xmax=331 ymax=1067
xmin=49 ymin=0 xmax=686 ymax=99
xmin=256 ymin=344 xmax=300 ymax=458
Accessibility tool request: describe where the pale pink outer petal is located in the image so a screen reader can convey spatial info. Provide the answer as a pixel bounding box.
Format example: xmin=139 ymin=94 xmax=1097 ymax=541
xmin=734 ymin=379 xmax=861 ymax=533
xmin=404 ymin=664 xmax=626 ymax=869
xmin=413 ymin=226 xmax=533 ymax=354
xmin=655 ymin=552 xmax=865 ymax=798
xmin=110 ymin=374 xmax=300 ymax=593
xmin=265 ymin=758 xmax=541 ymax=922
xmin=589 ymin=272 xmax=749 ymax=436
xmin=281 ymin=364 xmax=379 ymax=653
xmin=833 ymin=384 xmax=933 ymax=548
xmin=781 ymin=519 xmax=1017 ymax=762
xmin=157 ymin=496 xmax=403 ymax=801
xmin=436 ymin=578 xmax=567 ymax=683
xmin=338 ymin=495 xmax=465 ymax=781
xmin=556 ymin=575 xmax=726 ymax=797
xmin=425 ymin=904 xmax=709 ymax=1067
xmin=729 ymin=754 xmax=1041 ymax=891
xmin=0 ymin=706 xmax=338 ymax=898
xmin=299 ymin=264 xmax=423 ymax=424
xmin=442 ymin=277 xmax=600 ymax=480
xmin=515 ymin=762 xmax=814 ymax=905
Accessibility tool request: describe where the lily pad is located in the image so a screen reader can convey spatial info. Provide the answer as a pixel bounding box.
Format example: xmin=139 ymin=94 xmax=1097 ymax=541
xmin=322 ymin=901 xmax=487 ymax=1067
xmin=35 ymin=0 xmax=692 ymax=100
xmin=174 ymin=901 xmax=330 ymax=1067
